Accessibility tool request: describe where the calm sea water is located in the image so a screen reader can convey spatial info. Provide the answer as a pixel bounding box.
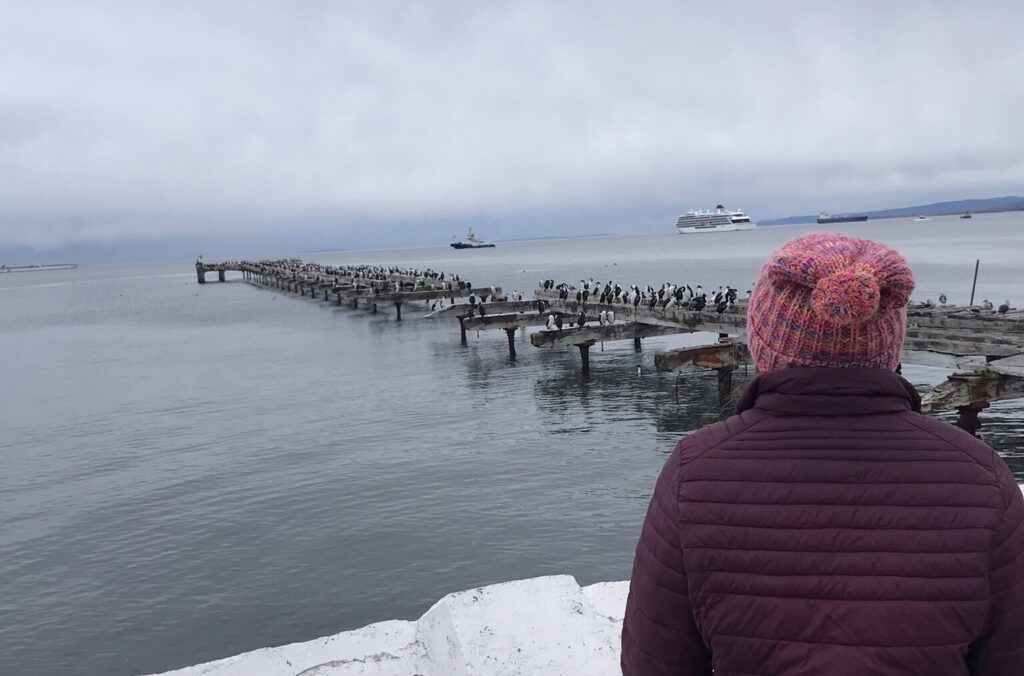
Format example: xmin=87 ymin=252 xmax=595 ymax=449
xmin=2 ymin=214 xmax=1023 ymax=675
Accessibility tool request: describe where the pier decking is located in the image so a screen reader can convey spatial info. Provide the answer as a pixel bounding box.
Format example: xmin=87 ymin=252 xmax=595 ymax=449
xmin=198 ymin=259 xmax=1024 ymax=434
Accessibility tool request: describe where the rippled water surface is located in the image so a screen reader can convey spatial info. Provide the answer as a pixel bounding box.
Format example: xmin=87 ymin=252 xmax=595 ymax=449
xmin=2 ymin=215 xmax=1023 ymax=675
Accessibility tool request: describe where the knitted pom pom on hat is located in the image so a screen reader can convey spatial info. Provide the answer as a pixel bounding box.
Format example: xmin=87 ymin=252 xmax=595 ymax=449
xmin=746 ymin=232 xmax=915 ymax=371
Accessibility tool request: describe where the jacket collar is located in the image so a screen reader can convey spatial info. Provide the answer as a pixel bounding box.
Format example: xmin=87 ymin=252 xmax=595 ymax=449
xmin=736 ymin=367 xmax=922 ymax=416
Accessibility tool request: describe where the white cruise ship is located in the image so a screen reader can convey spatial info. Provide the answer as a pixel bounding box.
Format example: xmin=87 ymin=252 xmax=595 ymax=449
xmin=675 ymin=205 xmax=756 ymax=234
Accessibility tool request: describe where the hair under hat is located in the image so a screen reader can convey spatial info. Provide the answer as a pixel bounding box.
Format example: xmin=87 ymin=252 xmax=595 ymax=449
xmin=746 ymin=232 xmax=915 ymax=371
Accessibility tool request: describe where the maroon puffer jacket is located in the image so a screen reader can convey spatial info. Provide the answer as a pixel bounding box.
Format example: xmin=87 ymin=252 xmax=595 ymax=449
xmin=622 ymin=367 xmax=1024 ymax=675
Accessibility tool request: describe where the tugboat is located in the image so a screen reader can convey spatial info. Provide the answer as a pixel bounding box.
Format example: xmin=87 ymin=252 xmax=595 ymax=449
xmin=450 ymin=228 xmax=496 ymax=249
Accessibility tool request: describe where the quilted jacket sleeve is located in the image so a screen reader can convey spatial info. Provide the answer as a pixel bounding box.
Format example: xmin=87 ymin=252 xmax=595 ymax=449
xmin=967 ymin=462 xmax=1024 ymax=674
xmin=621 ymin=447 xmax=711 ymax=675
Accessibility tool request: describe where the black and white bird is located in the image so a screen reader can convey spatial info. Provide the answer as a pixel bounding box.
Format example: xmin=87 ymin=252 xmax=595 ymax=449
xmin=554 ymin=314 xmax=564 ymax=329
xmin=606 ymin=309 xmax=615 ymax=324
xmin=981 ymin=299 xmax=993 ymax=311
xmin=998 ymin=300 xmax=1011 ymax=314
xmin=938 ymin=293 xmax=947 ymax=305
xmin=546 ymin=313 xmax=557 ymax=330
xmin=576 ymin=311 xmax=587 ymax=328
xmin=599 ymin=310 xmax=608 ymax=325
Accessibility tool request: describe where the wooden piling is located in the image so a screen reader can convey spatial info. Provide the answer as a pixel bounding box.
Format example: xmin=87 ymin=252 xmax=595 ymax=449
xmin=717 ymin=367 xmax=735 ymax=408
xmin=578 ymin=341 xmax=593 ymax=374
xmin=956 ymin=402 xmax=989 ymax=436
xmin=505 ymin=328 xmax=517 ymax=359
xmin=459 ymin=316 xmax=468 ymax=345
xmin=394 ymin=302 xmax=403 ymax=321
xmin=969 ymin=259 xmax=980 ymax=306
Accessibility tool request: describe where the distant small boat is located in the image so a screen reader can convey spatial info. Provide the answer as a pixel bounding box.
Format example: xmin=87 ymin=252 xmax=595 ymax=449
xmin=913 ymin=215 xmax=930 ymax=221
xmin=960 ymin=212 xmax=973 ymax=219
xmin=450 ymin=228 xmax=495 ymax=249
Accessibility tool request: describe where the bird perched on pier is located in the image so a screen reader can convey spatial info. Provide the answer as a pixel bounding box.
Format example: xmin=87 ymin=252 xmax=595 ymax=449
xmin=546 ymin=314 xmax=557 ymax=330
xmin=599 ymin=310 xmax=608 ymax=325
xmin=554 ymin=314 xmax=564 ymax=329
xmin=468 ymin=293 xmax=478 ymax=306
xmin=576 ymin=311 xmax=587 ymax=328
xmin=998 ymin=300 xmax=1011 ymax=314
xmin=715 ymin=298 xmax=730 ymax=314
xmin=477 ymin=304 xmax=486 ymax=317
xmin=939 ymin=293 xmax=948 ymax=305
xmin=981 ymin=299 xmax=993 ymax=311
xmin=693 ymin=295 xmax=708 ymax=311
xmin=606 ymin=309 xmax=615 ymax=324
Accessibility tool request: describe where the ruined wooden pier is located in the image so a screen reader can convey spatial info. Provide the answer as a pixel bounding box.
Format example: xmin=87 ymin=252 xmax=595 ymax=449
xmin=198 ymin=259 xmax=1023 ymax=434
xmin=197 ymin=259 xmax=501 ymax=321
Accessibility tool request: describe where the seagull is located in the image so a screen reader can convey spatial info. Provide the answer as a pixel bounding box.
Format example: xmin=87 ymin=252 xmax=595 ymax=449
xmin=938 ymin=293 xmax=947 ymax=305
xmin=606 ymin=309 xmax=615 ymax=324
xmin=599 ymin=310 xmax=608 ymax=325
xmin=981 ymin=299 xmax=993 ymax=311
xmin=998 ymin=300 xmax=1011 ymax=314
xmin=546 ymin=313 xmax=557 ymax=330
xmin=554 ymin=314 xmax=563 ymax=329
xmin=576 ymin=311 xmax=587 ymax=328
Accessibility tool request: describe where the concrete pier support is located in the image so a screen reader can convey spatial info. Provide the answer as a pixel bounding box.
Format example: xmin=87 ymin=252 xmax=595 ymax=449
xmin=395 ymin=302 xmax=403 ymax=321
xmin=372 ymin=303 xmax=378 ymax=314
xmin=352 ymin=297 xmax=358 ymax=309
xmin=634 ymin=336 xmax=642 ymax=351
xmin=218 ymin=270 xmax=226 ymax=282
xmin=459 ymin=317 xmax=468 ymax=345
xmin=505 ymin=328 xmax=517 ymax=359
xmin=196 ymin=268 xmax=206 ymax=284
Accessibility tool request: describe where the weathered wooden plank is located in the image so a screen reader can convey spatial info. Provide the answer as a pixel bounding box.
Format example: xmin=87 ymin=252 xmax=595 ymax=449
xmin=462 ymin=313 xmax=548 ymax=331
xmin=426 ymin=300 xmax=548 ymax=318
xmin=989 ymin=354 xmax=1024 ymax=378
xmin=899 ymin=350 xmax=988 ymax=370
xmin=902 ymin=336 xmax=1020 ymax=358
xmin=372 ymin=287 xmax=502 ymax=303
xmin=654 ymin=342 xmax=752 ymax=372
xmin=530 ymin=322 xmax=691 ymax=348
xmin=921 ymin=370 xmax=1024 ymax=412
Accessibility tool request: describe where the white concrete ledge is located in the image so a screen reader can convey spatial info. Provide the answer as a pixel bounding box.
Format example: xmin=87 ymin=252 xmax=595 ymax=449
xmin=150 ymin=576 xmax=630 ymax=676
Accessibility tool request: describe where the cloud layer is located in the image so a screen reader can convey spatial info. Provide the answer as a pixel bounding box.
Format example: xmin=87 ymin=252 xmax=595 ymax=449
xmin=1 ymin=0 xmax=1022 ymax=250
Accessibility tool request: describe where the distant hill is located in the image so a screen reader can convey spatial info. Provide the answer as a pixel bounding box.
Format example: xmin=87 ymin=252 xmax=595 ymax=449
xmin=760 ymin=195 xmax=1024 ymax=225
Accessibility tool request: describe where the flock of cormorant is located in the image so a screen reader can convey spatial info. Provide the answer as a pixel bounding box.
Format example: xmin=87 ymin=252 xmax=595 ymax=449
xmin=534 ymin=278 xmax=745 ymax=329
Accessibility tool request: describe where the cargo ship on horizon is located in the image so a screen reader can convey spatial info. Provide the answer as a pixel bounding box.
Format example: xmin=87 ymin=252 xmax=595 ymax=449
xmin=0 ymin=262 xmax=78 ymax=273
xmin=817 ymin=211 xmax=869 ymax=224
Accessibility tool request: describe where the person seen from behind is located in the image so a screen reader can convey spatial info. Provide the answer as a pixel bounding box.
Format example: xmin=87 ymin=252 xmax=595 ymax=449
xmin=621 ymin=232 xmax=1024 ymax=675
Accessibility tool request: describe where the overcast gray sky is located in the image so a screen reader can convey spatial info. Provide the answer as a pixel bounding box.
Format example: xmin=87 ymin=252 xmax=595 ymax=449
xmin=1 ymin=0 xmax=1022 ymax=259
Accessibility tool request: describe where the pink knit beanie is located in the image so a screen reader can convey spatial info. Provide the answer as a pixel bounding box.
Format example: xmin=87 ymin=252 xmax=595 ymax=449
xmin=746 ymin=232 xmax=915 ymax=371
